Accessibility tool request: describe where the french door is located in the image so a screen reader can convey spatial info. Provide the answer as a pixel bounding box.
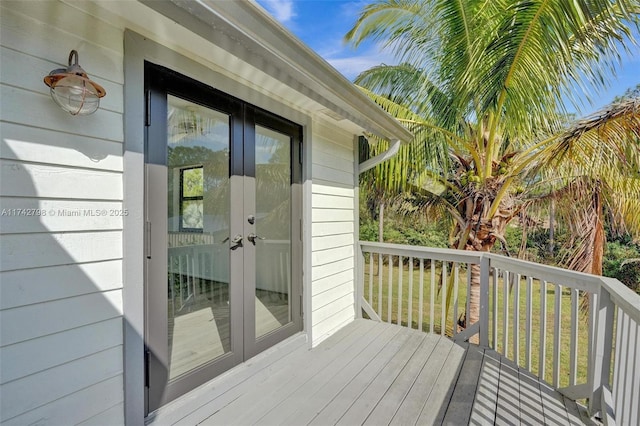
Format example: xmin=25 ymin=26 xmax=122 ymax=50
xmin=144 ymin=63 xmax=302 ymax=413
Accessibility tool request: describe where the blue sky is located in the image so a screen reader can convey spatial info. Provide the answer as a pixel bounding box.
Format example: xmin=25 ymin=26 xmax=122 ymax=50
xmin=256 ymin=0 xmax=639 ymax=115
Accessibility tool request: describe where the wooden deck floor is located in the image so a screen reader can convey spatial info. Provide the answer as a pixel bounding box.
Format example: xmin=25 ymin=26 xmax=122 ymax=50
xmin=147 ymin=319 xmax=594 ymax=425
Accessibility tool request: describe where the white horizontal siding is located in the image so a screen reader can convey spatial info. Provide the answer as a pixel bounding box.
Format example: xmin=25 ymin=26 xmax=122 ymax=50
xmin=2 ymin=376 xmax=123 ymax=426
xmin=312 ymin=292 xmax=354 ymax=325
xmin=0 ymin=231 xmax=123 ymax=271
xmin=77 ymin=402 xmax=125 ymax=426
xmin=0 ymin=1 xmax=125 ymax=424
xmin=312 ymin=207 xmax=354 ymax=222
xmin=1 ymin=123 xmax=123 ymax=171
xmin=312 ymin=245 xmax=355 ymax=266
xmin=312 ymin=258 xmax=354 ymax=282
xmin=311 ymin=304 xmax=355 ymax=346
xmin=0 ymin=290 xmax=123 ymax=347
xmin=0 ymin=86 xmax=123 ymax=142
xmin=312 ymin=233 xmax=354 ymax=251
xmin=1 ymin=353 xmax=123 ymax=424
xmin=0 ymin=160 xmax=123 ymax=199
xmin=0 ymin=199 xmax=123 ymax=233
xmin=310 ymin=121 xmax=357 ymax=345
xmin=0 ymin=260 xmax=122 ymax=310
xmin=0 ymin=4 xmax=123 ymax=83
xmin=312 ymin=221 xmax=354 ymax=237
xmin=0 ymin=318 xmax=122 ymax=384
xmin=313 ymin=281 xmax=355 ymax=311
xmin=311 ymin=269 xmax=354 ymax=297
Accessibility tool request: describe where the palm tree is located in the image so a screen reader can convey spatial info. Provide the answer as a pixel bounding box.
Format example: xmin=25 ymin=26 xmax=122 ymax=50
xmin=346 ymin=0 xmax=640 ymax=333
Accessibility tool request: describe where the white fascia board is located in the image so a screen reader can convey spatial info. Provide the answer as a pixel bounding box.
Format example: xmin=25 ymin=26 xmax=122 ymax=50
xmin=142 ymin=0 xmax=412 ymax=144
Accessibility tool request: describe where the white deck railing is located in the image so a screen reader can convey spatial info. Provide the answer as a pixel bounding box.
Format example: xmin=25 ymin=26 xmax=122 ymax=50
xmin=358 ymin=241 xmax=640 ymax=426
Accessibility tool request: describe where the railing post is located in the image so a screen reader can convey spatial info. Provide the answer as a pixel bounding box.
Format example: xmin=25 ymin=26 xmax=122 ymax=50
xmin=589 ymin=286 xmax=615 ymax=417
xmin=479 ymin=255 xmax=490 ymax=347
xmin=356 ymin=243 xmax=364 ymax=319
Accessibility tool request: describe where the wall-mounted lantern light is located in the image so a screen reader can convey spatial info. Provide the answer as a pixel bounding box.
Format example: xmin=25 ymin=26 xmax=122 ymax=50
xmin=43 ymin=50 xmax=106 ymax=115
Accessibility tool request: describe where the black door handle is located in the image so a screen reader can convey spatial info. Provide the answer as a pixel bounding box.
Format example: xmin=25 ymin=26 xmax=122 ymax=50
xmin=247 ymin=233 xmax=265 ymax=245
xmin=229 ymin=234 xmax=243 ymax=250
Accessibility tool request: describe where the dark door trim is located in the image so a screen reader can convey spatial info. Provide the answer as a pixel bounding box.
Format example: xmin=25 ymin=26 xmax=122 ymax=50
xmin=143 ymin=61 xmax=303 ymax=413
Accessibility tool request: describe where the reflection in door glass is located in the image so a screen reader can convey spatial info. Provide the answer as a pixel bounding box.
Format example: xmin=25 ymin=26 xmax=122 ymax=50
xmin=255 ymin=125 xmax=292 ymax=338
xmin=166 ymin=95 xmax=231 ymax=381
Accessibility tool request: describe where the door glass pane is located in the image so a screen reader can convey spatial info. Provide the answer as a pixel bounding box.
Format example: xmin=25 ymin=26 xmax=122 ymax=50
xmin=255 ymin=125 xmax=292 ymax=338
xmin=166 ymin=95 xmax=231 ymax=381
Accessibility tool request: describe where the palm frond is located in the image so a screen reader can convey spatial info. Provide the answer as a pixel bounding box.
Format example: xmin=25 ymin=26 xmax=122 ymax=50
xmin=344 ymin=0 xmax=440 ymax=66
xmin=470 ymin=0 xmax=637 ymax=143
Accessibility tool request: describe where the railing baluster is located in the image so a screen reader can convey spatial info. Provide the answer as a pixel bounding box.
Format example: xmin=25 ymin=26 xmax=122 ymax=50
xmin=467 ymin=262 xmax=472 ymax=331
xmin=588 ymin=291 xmax=596 ymax=398
xmin=418 ymin=258 xmax=424 ymax=332
xmin=492 ymin=267 xmax=498 ymax=350
xmin=503 ymin=270 xmax=509 ymax=356
xmin=441 ymin=261 xmax=447 ymax=336
xmin=514 ymin=273 xmax=520 ymax=365
xmin=526 ymin=276 xmax=532 ymax=371
xmin=398 ymin=256 xmax=403 ymax=326
xmin=408 ymin=257 xmax=413 ymax=329
xmin=539 ymin=279 xmax=547 ymax=381
xmin=630 ymin=320 xmax=639 ymax=426
xmin=613 ymin=308 xmax=624 ymax=424
xmin=368 ymin=252 xmax=373 ymax=307
xmin=430 ymin=259 xmax=435 ymax=334
xmin=378 ymin=253 xmax=383 ymax=318
xmin=388 ymin=255 xmax=393 ymax=323
xmin=570 ymin=288 xmax=579 ymax=386
xmin=453 ymin=263 xmax=459 ymax=338
xmin=553 ymin=283 xmax=562 ymax=388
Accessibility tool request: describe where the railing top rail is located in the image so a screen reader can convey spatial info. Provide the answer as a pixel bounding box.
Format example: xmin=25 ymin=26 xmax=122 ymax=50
xmin=485 ymin=253 xmax=602 ymax=293
xmin=600 ymin=276 xmax=640 ymax=324
xmin=359 ymin=241 xmax=640 ymax=322
xmin=359 ymin=241 xmax=482 ymax=264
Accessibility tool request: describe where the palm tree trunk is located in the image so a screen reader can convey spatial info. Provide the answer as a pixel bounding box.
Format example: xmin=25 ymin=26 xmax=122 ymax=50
xmin=549 ymin=198 xmax=555 ymax=256
xmin=591 ymin=191 xmax=604 ymax=276
xmin=468 ymin=262 xmax=481 ymax=344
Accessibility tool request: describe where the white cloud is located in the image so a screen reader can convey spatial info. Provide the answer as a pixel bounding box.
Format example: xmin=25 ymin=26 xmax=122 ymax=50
xmin=260 ymin=0 xmax=296 ymax=23
xmin=325 ymin=46 xmax=398 ymax=81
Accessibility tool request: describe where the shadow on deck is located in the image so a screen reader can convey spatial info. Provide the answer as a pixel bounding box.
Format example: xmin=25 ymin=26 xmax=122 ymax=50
xmin=147 ymin=319 xmax=594 ymax=425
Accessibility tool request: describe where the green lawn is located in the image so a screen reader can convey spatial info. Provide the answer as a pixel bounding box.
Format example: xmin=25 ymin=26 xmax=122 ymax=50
xmin=363 ymin=255 xmax=590 ymax=389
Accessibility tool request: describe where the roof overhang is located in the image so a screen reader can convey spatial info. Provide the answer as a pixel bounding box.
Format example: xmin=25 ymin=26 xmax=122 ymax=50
xmin=140 ymin=0 xmax=412 ymax=144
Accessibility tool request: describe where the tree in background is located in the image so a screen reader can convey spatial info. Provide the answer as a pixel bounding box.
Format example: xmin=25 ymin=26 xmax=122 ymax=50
xmin=347 ymin=0 xmax=640 ymax=331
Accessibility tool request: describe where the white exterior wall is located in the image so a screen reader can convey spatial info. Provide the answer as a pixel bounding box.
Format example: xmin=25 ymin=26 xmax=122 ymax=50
xmin=310 ymin=120 xmax=357 ymax=345
xmin=0 ymin=2 xmax=125 ymax=425
xmin=0 ymin=0 xmax=373 ymax=422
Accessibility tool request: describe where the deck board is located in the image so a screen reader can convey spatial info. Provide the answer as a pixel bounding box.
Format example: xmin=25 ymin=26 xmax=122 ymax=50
xmin=441 ymin=343 xmax=483 ymax=425
xmin=495 ymin=353 xmax=521 ymax=425
xmin=335 ymin=331 xmax=426 ymax=425
xmin=147 ymin=319 xmax=591 ymax=425
xmin=363 ymin=334 xmax=438 ymax=425
xmin=199 ymin=320 xmax=378 ymax=425
xmin=469 ymin=348 xmax=500 ymax=425
xmin=415 ymin=342 xmax=466 ymax=425
xmin=307 ymin=329 xmax=415 ymax=425
xmin=389 ymin=337 xmax=454 ymax=426
xmin=263 ymin=323 xmax=402 ymax=425
xmin=518 ymin=365 xmax=545 ymax=425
